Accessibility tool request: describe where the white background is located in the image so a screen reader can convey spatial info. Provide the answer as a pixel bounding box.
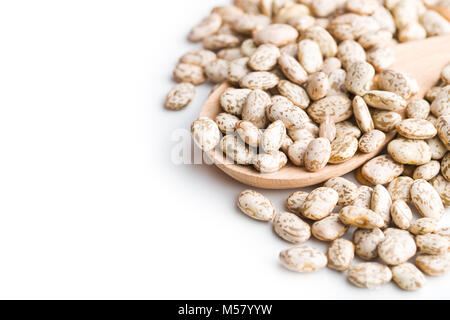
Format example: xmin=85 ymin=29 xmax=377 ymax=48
xmin=0 ymin=0 xmax=448 ymax=299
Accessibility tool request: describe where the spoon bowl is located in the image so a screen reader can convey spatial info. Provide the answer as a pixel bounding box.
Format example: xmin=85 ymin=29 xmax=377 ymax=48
xmin=199 ymin=35 xmax=450 ymax=189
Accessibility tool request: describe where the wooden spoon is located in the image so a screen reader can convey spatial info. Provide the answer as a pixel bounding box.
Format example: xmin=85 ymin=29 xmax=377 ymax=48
xmin=199 ymin=35 xmax=450 ymax=189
